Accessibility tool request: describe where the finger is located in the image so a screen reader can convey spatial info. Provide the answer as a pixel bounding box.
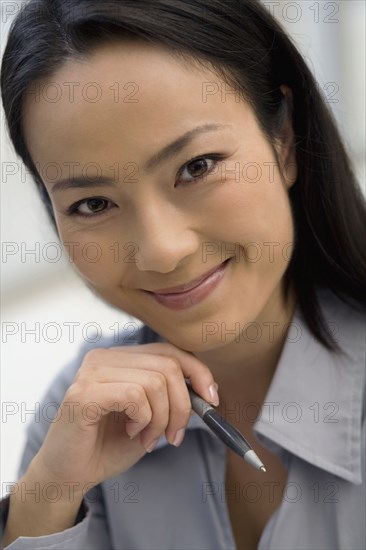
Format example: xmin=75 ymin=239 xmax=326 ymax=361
xmin=89 ymin=344 xmax=220 ymax=405
xmin=73 ymin=381 xmax=155 ymax=437
xmin=98 ymin=369 xmax=171 ymax=445
xmin=116 ymin=343 xmax=220 ymax=405
xmin=79 ymin=357 xmax=192 ymax=446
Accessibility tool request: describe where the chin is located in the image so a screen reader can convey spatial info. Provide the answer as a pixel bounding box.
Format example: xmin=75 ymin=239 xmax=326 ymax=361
xmin=161 ymin=329 xmax=233 ymax=354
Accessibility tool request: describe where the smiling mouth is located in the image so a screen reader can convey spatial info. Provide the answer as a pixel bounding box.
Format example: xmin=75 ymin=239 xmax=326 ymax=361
xmin=146 ymin=258 xmax=231 ymax=295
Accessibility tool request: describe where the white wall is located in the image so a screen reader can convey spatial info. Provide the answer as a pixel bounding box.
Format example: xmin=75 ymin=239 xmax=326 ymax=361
xmin=1 ymin=0 xmax=365 ymax=496
xmin=271 ymin=0 xmax=365 ymax=190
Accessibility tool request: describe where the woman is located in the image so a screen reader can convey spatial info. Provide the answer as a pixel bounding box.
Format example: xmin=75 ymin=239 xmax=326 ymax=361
xmin=1 ymin=1 xmax=365 ymax=549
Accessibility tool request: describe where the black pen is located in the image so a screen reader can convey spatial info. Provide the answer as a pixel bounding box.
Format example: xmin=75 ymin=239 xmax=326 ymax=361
xmin=186 ymin=382 xmax=266 ymax=472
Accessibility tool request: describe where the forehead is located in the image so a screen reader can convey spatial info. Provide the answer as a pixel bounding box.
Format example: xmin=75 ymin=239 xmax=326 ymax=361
xmin=21 ymin=41 xmax=251 ymax=168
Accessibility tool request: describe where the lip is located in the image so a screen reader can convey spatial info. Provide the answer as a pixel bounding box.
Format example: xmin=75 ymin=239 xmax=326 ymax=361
xmin=146 ymin=258 xmax=231 ymax=310
xmin=148 ymin=260 xmax=230 ymax=294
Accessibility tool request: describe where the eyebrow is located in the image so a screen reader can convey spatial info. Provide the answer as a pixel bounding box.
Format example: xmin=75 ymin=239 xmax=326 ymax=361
xmin=50 ymin=123 xmax=230 ymax=194
xmin=143 ymin=123 xmax=230 ymax=171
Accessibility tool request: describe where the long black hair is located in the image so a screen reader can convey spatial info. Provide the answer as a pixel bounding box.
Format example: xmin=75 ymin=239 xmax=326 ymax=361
xmin=1 ymin=0 xmax=365 ymax=353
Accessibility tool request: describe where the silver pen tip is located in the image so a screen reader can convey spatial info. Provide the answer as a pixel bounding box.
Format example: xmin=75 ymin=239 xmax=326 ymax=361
xmin=260 ymin=466 xmax=266 ymax=473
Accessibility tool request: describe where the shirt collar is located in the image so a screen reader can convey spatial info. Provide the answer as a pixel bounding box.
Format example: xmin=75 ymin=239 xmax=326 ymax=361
xmin=253 ymin=288 xmax=365 ymax=484
xmin=153 ymin=289 xmax=365 ymax=484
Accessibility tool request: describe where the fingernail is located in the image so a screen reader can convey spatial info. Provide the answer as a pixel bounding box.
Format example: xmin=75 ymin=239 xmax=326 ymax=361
xmin=126 ymin=422 xmax=140 ymax=439
xmin=145 ymin=438 xmax=159 ymax=453
xmin=172 ymin=428 xmax=185 ymax=447
xmin=209 ymin=384 xmax=219 ymax=406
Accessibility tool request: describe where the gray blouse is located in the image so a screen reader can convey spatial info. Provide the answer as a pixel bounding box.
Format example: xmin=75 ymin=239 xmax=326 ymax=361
xmin=1 ymin=288 xmax=365 ymax=549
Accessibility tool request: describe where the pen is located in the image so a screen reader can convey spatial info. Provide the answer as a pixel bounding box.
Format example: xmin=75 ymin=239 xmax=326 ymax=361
xmin=186 ymin=382 xmax=266 ymax=472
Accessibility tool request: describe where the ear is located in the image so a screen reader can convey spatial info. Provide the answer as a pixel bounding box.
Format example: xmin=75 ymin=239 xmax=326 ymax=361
xmin=275 ymin=85 xmax=297 ymax=189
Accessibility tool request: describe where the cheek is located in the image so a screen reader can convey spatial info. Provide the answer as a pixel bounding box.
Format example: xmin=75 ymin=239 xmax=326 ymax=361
xmin=196 ymin=172 xmax=294 ymax=253
xmin=61 ymin=235 xmax=125 ymax=287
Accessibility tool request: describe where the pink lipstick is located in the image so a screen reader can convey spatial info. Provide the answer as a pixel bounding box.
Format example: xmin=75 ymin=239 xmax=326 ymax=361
xmin=147 ymin=258 xmax=231 ymax=310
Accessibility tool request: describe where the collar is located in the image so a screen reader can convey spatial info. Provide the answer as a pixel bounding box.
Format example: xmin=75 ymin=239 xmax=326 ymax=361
xmin=253 ymin=288 xmax=365 ymax=484
xmin=153 ymin=289 xmax=365 ymax=484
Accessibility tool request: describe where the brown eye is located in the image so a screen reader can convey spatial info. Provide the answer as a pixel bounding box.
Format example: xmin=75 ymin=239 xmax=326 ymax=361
xmin=177 ymin=155 xmax=222 ymax=185
xmin=67 ymin=197 xmax=115 ymax=218
xmin=187 ymin=158 xmax=209 ymax=177
xmin=79 ymin=198 xmax=108 ymax=215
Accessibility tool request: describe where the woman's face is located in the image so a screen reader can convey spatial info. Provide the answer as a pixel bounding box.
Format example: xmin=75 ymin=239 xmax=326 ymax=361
xmin=23 ymin=41 xmax=297 ymax=353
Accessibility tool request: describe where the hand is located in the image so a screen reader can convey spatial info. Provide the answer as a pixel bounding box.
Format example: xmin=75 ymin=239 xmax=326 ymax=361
xmin=27 ymin=342 xmax=219 ymax=501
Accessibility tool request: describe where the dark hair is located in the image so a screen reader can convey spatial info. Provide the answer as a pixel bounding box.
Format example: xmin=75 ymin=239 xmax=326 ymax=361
xmin=1 ymin=0 xmax=365 ymax=353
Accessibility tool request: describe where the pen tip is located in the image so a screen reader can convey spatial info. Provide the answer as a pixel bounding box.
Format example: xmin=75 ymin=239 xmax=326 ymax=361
xmin=260 ymin=466 xmax=266 ymax=473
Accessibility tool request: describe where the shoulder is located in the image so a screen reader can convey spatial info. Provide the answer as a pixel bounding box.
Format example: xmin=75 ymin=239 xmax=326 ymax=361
xmin=315 ymin=286 xmax=366 ymax=418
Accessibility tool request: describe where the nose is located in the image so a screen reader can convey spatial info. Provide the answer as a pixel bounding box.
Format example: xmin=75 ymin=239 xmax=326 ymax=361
xmin=132 ymin=201 xmax=199 ymax=273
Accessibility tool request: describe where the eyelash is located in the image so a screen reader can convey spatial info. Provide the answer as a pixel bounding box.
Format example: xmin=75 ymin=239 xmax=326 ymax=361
xmin=66 ymin=153 xmax=226 ymax=219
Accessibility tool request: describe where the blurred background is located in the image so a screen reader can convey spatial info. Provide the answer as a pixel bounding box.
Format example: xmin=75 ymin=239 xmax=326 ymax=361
xmin=1 ymin=0 xmax=365 ymax=495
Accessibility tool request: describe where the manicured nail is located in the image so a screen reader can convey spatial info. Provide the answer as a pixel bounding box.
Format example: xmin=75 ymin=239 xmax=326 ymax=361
xmin=145 ymin=438 xmax=159 ymax=453
xmin=126 ymin=422 xmax=140 ymax=439
xmin=172 ymin=428 xmax=185 ymax=447
xmin=209 ymin=383 xmax=219 ymax=406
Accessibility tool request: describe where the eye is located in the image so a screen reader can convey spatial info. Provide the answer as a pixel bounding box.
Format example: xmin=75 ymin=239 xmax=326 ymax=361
xmin=67 ymin=197 xmax=115 ymax=218
xmin=176 ymin=154 xmax=224 ymax=185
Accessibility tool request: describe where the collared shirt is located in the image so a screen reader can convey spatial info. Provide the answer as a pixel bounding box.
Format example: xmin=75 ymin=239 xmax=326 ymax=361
xmin=1 ymin=287 xmax=365 ymax=549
